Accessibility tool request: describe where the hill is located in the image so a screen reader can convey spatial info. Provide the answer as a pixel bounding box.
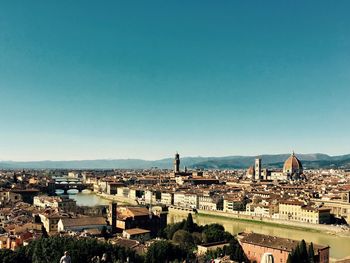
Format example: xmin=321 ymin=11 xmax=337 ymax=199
xmin=1 ymin=153 xmax=350 ymax=169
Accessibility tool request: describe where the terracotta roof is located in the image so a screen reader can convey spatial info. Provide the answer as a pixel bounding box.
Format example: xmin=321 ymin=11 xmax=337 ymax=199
xmin=60 ymin=217 xmax=106 ymax=227
xmin=283 ymin=152 xmax=303 ymax=173
xmin=123 ymin=228 xmax=150 ymax=235
xmin=240 ymin=232 xmax=328 ymax=254
xmin=112 ymin=238 xmax=139 ymax=249
xmin=118 ymin=207 xmax=150 ymax=219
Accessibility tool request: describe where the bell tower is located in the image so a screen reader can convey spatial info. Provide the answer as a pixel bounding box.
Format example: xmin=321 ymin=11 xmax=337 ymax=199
xmin=255 ymin=158 xmax=261 ymax=180
xmin=174 ymin=153 xmax=180 ymax=173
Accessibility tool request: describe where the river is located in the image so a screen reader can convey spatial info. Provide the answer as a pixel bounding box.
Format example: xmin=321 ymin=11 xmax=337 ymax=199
xmin=56 ymin=189 xmax=111 ymax=206
xmin=168 ymin=212 xmax=350 ymax=261
xmin=58 ymin=191 xmax=350 ymax=260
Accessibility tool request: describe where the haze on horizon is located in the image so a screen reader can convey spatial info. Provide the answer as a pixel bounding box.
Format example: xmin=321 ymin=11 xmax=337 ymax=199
xmin=1 ymin=1 xmax=350 ymax=161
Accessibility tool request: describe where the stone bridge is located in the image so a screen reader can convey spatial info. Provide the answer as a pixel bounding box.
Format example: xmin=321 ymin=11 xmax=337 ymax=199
xmin=52 ymin=177 xmax=93 ymax=194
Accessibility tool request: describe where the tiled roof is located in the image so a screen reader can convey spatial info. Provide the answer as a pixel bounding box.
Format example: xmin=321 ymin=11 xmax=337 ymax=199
xmin=240 ymin=232 xmax=328 ymax=254
xmin=123 ymin=228 xmax=150 ymax=235
xmin=61 ymin=217 xmax=106 ymax=227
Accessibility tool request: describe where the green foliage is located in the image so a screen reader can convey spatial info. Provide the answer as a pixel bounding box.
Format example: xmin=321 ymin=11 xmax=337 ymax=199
xmin=308 ymin=242 xmax=315 ymax=263
xmin=205 ymin=247 xmax=224 ymax=261
xmin=101 ymin=225 xmax=109 ymax=240
xmin=162 ymin=219 xmax=186 ymax=240
xmin=145 ymin=240 xmax=187 ymax=263
xmin=172 ymin=229 xmax=195 ymax=250
xmin=299 ymin=239 xmax=308 ymax=261
xmin=191 ymin=232 xmax=203 ymax=245
xmin=202 ymin=224 xmax=232 ymax=243
xmin=227 ymin=239 xmax=247 ymax=262
xmin=287 ymin=240 xmax=315 ymax=263
xmin=0 ymin=249 xmax=29 ymax=263
xmin=0 ymin=237 xmax=142 ymax=263
xmin=183 ymin=213 xmax=195 ymax=232
xmin=41 ymin=225 xmax=49 ymax=238
xmin=204 ymin=239 xmax=248 ymax=263
xmin=161 ymin=214 xmax=201 ymax=240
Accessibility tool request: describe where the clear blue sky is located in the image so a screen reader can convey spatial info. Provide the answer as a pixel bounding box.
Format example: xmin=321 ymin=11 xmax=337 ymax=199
xmin=1 ymin=1 xmax=350 ymax=161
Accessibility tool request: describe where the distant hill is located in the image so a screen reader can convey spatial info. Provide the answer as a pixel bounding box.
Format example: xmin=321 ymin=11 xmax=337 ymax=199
xmin=1 ymin=153 xmax=350 ymax=169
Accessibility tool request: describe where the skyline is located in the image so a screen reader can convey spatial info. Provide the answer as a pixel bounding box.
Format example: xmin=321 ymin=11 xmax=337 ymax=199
xmin=1 ymin=1 xmax=350 ymax=161
xmin=1 ymin=151 xmax=350 ymax=163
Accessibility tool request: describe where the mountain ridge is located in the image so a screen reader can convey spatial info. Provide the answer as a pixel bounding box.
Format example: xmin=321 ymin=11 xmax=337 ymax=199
xmin=1 ymin=153 xmax=350 ymax=169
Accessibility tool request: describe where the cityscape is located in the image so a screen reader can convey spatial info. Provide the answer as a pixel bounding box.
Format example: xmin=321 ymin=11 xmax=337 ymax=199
xmin=0 ymin=152 xmax=349 ymax=262
xmin=1 ymin=1 xmax=350 ymax=263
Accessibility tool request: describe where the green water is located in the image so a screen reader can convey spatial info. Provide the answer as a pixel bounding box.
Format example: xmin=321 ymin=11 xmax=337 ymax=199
xmin=57 ymin=191 xmax=350 ymax=260
xmin=169 ymin=212 xmax=350 ymax=261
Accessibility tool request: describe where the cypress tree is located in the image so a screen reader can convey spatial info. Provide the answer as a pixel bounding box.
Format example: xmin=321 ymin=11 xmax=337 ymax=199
xmin=299 ymin=239 xmax=308 ymax=261
xmin=183 ymin=213 xmax=195 ymax=232
xmin=308 ymin=242 xmax=315 ymax=263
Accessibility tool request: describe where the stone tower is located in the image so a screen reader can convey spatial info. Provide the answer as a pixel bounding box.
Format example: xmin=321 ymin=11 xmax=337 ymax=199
xmin=174 ymin=153 xmax=180 ymax=173
xmin=255 ymin=158 xmax=261 ymax=180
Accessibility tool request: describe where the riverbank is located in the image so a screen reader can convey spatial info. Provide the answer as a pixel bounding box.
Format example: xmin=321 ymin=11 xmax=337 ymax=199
xmin=198 ymin=212 xmax=320 ymax=233
xmin=95 ymin=192 xmax=138 ymax=206
xmin=168 ymin=211 xmax=350 ymax=261
xmin=196 ymin=209 xmax=350 ymax=237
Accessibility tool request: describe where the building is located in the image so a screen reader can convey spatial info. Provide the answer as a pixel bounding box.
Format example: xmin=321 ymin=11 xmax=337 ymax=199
xmin=174 ymin=153 xmax=180 ymax=173
xmin=198 ymin=195 xmax=223 ymax=211
xmin=0 ymin=190 xmax=22 ymax=205
xmin=0 ymin=208 xmax=11 ymax=227
xmin=246 ymin=203 xmax=276 ymax=217
xmin=255 ymin=158 xmax=262 ymax=180
xmin=246 ymin=166 xmax=255 ymax=179
xmin=161 ymin=191 xmax=174 ymax=206
xmin=174 ymin=192 xmax=198 ymax=209
xmin=312 ymin=191 xmax=350 ymax=224
xmin=279 ymin=200 xmax=331 ymax=224
xmin=106 ymin=182 xmax=124 ymax=195
xmin=172 ymin=152 xmax=197 ymax=178
xmin=239 ymin=232 xmax=330 ymax=263
xmin=283 ymin=152 xmax=303 ymax=180
xmin=144 ymin=190 xmax=157 ymax=204
xmin=122 ymin=228 xmax=151 ymax=242
xmin=223 ymin=196 xmax=247 ymax=212
xmin=197 ymin=241 xmax=230 ymax=256
xmin=38 ymin=212 xmax=62 ymax=233
xmin=33 ymin=195 xmax=76 ymax=212
xmin=0 ymin=231 xmax=37 ymax=250
xmin=58 ymin=216 xmax=107 ymax=232
xmin=116 ymin=206 xmax=167 ymax=237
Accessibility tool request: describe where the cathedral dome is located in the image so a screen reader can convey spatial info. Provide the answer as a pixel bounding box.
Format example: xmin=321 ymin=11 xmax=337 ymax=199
xmin=247 ymin=166 xmax=255 ymax=177
xmin=283 ymin=152 xmax=303 ymax=177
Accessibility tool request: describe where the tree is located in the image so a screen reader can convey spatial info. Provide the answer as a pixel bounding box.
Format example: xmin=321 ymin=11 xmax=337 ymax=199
xmin=101 ymin=226 xmax=109 ymax=240
xmin=2 ymin=236 xmax=142 ymax=263
xmin=202 ymin=224 xmax=232 ymax=243
xmin=308 ymin=242 xmax=315 ymax=263
xmin=145 ymin=240 xmax=186 ymax=263
xmin=299 ymin=239 xmax=308 ymax=261
xmin=191 ymin=232 xmax=203 ymax=245
xmin=162 ymin=220 xmax=186 ymax=240
xmin=41 ymin=225 xmax=49 ymax=238
xmin=183 ymin=213 xmax=195 ymax=232
xmin=172 ymin=230 xmax=194 ymax=250
xmin=287 ymin=240 xmax=314 ymax=263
